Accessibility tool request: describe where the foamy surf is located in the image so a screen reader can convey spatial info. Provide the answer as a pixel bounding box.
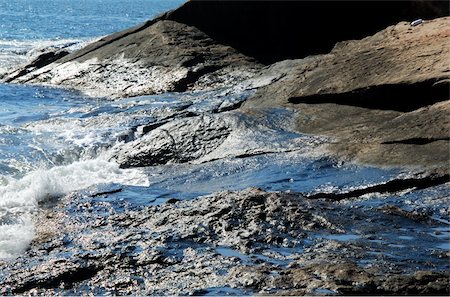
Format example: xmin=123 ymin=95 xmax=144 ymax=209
xmin=0 ymin=38 xmax=94 ymax=75
xmin=0 ymin=158 xmax=148 ymax=258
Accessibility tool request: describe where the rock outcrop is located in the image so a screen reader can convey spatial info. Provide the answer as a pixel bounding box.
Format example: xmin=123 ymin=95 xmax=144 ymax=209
xmin=1 ymin=187 xmax=448 ymax=295
xmin=167 ymin=1 xmax=449 ymax=64
xmin=244 ymin=17 xmax=450 ymax=168
xmin=4 ymin=20 xmax=261 ymax=98
xmin=4 ymin=1 xmax=449 ymax=98
xmin=5 ymin=5 xmax=447 ymax=169
xmin=113 ymin=114 xmax=232 ymax=168
xmin=1 ymin=2 xmax=449 ymax=296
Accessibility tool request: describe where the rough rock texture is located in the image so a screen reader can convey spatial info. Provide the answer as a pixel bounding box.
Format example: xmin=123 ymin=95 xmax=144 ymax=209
xmin=111 ymin=107 xmax=328 ymax=169
xmin=273 ymin=263 xmax=449 ymax=296
xmin=4 ymin=20 xmax=261 ymax=98
xmin=1 ymin=3 xmax=449 ymax=296
xmin=0 ymin=187 xmax=448 ymax=295
xmin=113 ymin=114 xmax=232 ymax=168
xmin=244 ymin=17 xmax=450 ymax=168
xmin=5 ymin=1 xmax=448 ymax=98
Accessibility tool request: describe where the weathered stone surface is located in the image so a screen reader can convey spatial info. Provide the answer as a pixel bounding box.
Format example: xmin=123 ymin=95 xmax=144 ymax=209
xmin=2 ymin=49 xmax=69 ymax=82
xmin=0 ymin=187 xmax=448 ymax=295
xmin=244 ymin=17 xmax=450 ymax=167
xmin=270 ymin=262 xmax=449 ymax=295
xmin=111 ymin=107 xmax=328 ymax=169
xmin=4 ymin=20 xmax=261 ymax=98
xmin=1 ymin=3 xmax=449 ymax=296
xmin=112 ymin=114 xmax=232 ymax=168
xmin=306 ymin=171 xmax=450 ymax=200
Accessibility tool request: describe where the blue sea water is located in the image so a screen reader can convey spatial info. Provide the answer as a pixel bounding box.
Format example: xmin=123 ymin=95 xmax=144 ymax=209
xmin=0 ymin=0 xmax=184 ymax=258
xmin=0 ymin=0 xmax=448 ymax=261
xmin=0 ymin=0 xmax=184 ymax=72
xmin=0 ymin=0 xmax=183 ymax=40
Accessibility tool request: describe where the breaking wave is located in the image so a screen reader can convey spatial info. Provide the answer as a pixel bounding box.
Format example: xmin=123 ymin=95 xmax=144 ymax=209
xmin=0 ymin=157 xmax=148 ymax=258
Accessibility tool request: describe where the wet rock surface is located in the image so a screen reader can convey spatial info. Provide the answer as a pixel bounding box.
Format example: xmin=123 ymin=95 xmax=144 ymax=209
xmin=0 ymin=186 xmax=448 ymax=295
xmin=1 ymin=3 xmax=449 ymax=296
xmin=244 ymin=17 xmax=450 ymax=168
xmin=3 ymin=20 xmax=261 ymax=98
xmin=113 ymin=114 xmax=232 ymax=168
xmin=112 ymin=106 xmax=327 ymax=169
xmin=4 ymin=5 xmax=448 ymax=169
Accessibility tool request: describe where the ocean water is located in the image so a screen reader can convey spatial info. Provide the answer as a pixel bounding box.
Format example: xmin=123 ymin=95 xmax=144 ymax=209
xmin=0 ymin=0 xmax=448 ymax=262
xmin=0 ymin=0 xmax=183 ymax=258
xmin=0 ymin=0 xmax=184 ymax=73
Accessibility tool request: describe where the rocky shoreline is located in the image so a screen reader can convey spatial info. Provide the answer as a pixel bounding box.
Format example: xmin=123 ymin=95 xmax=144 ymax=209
xmin=2 ymin=3 xmax=449 ymax=170
xmin=1 ymin=1 xmax=449 ymax=295
xmin=2 ymin=186 xmax=449 ymax=295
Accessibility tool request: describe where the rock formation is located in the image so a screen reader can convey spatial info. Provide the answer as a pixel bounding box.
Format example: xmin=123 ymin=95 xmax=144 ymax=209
xmin=1 ymin=188 xmax=448 ymax=295
xmin=3 ymin=20 xmax=261 ymax=98
xmin=3 ymin=2 xmax=448 ymax=169
xmin=1 ymin=1 xmax=449 ymax=295
xmin=166 ymin=0 xmax=449 ymax=64
xmin=244 ymin=17 xmax=450 ymax=167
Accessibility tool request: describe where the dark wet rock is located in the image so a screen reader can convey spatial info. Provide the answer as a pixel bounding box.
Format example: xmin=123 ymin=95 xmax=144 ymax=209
xmin=111 ymin=103 xmax=327 ymax=168
xmin=244 ymin=17 xmax=450 ymax=168
xmin=376 ymin=270 xmax=450 ymax=295
xmin=112 ymin=114 xmax=232 ymax=168
xmin=89 ymin=188 xmax=122 ymax=198
xmin=3 ymin=49 xmax=70 ymax=83
xmin=140 ymin=188 xmax=340 ymax=251
xmin=269 ymin=261 xmax=450 ymax=296
xmin=379 ymin=205 xmax=432 ymax=222
xmin=4 ymin=20 xmax=261 ymax=98
xmin=0 ymin=187 xmax=448 ymax=295
xmin=1 ymin=259 xmax=100 ymax=294
xmin=307 ymin=171 xmax=450 ymax=200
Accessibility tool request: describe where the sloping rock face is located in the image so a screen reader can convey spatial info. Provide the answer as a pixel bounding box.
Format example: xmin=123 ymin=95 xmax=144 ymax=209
xmin=4 ymin=20 xmax=261 ymax=98
xmin=244 ymin=17 xmax=450 ymax=167
xmin=111 ymin=107 xmax=328 ymax=169
xmin=4 ymin=1 xmax=448 ymax=98
xmin=167 ymin=0 xmax=449 ymax=64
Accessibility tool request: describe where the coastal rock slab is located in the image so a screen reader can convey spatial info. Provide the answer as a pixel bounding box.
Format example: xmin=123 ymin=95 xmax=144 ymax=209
xmin=0 ymin=187 xmax=448 ymax=295
xmin=111 ymin=108 xmax=328 ymax=169
xmin=112 ymin=114 xmax=232 ymax=168
xmin=167 ymin=1 xmax=448 ymax=64
xmin=4 ymin=20 xmax=261 ymax=98
xmin=244 ymin=17 xmax=450 ymax=167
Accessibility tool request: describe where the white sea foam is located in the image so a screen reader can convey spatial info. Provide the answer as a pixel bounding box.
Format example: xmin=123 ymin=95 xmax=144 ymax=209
xmin=0 ymin=157 xmax=148 ymax=258
xmin=0 ymin=215 xmax=34 ymax=259
xmin=0 ymin=38 xmax=94 ymax=75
